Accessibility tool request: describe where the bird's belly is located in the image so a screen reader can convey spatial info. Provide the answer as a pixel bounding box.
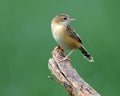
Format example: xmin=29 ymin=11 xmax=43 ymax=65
xmin=53 ymin=33 xmax=68 ymax=48
xmin=53 ymin=31 xmax=80 ymax=49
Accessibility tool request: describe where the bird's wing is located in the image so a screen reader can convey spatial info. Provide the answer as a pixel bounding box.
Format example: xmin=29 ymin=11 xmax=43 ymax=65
xmin=65 ymin=25 xmax=83 ymax=44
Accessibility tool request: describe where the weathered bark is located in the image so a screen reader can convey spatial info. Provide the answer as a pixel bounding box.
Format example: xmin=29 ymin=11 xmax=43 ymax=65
xmin=48 ymin=46 xmax=100 ymax=96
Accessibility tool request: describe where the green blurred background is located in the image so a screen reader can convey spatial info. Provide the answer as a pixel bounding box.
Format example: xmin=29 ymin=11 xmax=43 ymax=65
xmin=0 ymin=0 xmax=120 ymax=96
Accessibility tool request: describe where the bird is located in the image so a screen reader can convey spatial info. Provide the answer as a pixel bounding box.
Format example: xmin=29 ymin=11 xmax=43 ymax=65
xmin=51 ymin=14 xmax=94 ymax=62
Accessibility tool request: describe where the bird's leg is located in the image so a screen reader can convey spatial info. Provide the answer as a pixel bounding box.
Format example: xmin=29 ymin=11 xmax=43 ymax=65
xmin=66 ymin=49 xmax=74 ymax=58
xmin=59 ymin=49 xmax=74 ymax=62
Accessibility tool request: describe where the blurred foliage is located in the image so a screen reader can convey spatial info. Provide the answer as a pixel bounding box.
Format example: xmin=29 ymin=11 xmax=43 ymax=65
xmin=0 ymin=0 xmax=120 ymax=96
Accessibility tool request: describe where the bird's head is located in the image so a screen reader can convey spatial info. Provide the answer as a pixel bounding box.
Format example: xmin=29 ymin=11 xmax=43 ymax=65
xmin=52 ymin=14 xmax=75 ymax=26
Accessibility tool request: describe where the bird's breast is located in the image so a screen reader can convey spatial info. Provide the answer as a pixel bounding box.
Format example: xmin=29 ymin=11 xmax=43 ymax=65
xmin=51 ymin=24 xmax=80 ymax=49
xmin=52 ymin=25 xmax=65 ymax=45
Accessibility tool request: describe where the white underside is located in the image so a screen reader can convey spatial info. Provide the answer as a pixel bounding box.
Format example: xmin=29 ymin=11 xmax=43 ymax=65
xmin=51 ymin=23 xmax=68 ymax=48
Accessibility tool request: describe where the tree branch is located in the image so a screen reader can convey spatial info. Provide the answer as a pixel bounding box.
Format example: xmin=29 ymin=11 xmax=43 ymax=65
xmin=48 ymin=46 xmax=100 ymax=96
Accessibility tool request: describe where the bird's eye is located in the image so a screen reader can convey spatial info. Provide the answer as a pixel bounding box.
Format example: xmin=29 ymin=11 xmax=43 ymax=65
xmin=63 ymin=17 xmax=67 ymax=20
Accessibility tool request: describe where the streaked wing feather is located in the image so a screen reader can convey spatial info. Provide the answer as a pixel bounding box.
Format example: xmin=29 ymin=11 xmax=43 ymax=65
xmin=65 ymin=25 xmax=83 ymax=44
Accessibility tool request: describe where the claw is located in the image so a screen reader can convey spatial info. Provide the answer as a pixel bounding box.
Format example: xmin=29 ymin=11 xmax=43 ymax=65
xmin=58 ymin=56 xmax=70 ymax=63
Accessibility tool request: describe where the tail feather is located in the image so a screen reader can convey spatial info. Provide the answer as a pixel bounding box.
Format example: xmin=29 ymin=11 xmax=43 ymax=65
xmin=79 ymin=46 xmax=94 ymax=62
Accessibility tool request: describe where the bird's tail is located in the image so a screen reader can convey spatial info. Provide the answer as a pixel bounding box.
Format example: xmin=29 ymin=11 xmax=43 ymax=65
xmin=79 ymin=46 xmax=94 ymax=62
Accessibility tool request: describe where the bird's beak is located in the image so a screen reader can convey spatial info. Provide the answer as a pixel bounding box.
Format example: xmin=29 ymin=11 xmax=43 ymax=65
xmin=69 ymin=18 xmax=76 ymax=21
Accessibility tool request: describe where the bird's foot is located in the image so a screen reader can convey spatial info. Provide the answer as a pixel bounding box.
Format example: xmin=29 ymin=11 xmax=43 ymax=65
xmin=58 ymin=56 xmax=70 ymax=63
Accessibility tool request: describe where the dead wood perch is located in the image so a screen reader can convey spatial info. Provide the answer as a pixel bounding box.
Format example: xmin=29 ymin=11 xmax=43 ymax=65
xmin=48 ymin=46 xmax=100 ymax=96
